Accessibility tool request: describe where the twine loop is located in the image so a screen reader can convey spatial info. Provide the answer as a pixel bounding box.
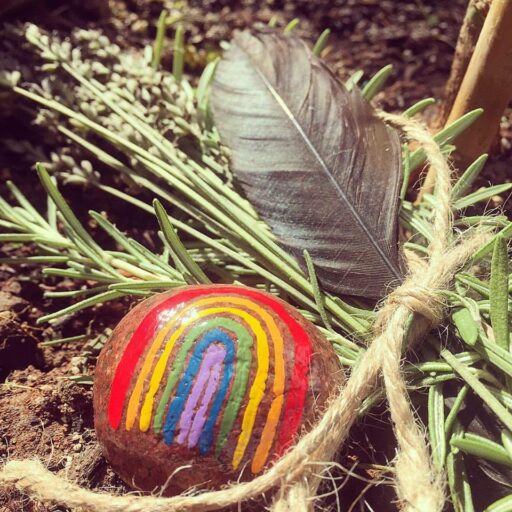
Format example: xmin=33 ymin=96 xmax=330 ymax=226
xmin=0 ymin=113 xmax=491 ymax=512
xmin=383 ymin=284 xmax=444 ymax=327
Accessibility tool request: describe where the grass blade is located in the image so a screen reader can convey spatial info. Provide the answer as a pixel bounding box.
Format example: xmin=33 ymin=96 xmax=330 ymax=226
xmin=172 ymin=24 xmax=185 ymax=81
xmin=37 ymin=290 xmax=125 ymax=324
xmin=36 ymin=163 xmax=100 ymax=253
xmin=441 ymin=348 xmax=512 ymax=431
xmin=6 ymin=181 xmax=48 ymax=227
xmin=502 ymin=430 xmax=512 ymax=461
xmin=428 ymin=383 xmax=447 ymax=469
xmin=409 ymin=109 xmax=483 ymax=170
xmin=490 ymin=234 xmax=510 ymax=351
xmin=153 ymin=199 xmax=210 ymax=284
xmin=312 ymin=29 xmax=331 ymax=57
xmin=196 ymin=58 xmax=219 ymax=128
xmin=109 ymin=280 xmax=183 ymax=291
xmin=151 ymin=10 xmax=168 ymax=71
xmin=452 ymin=306 xmax=479 ymax=346
xmin=473 ymin=333 xmax=512 ymax=379
xmin=303 ymin=249 xmax=332 ymax=331
xmin=403 ymin=98 xmax=435 ymax=118
xmin=454 ymin=183 xmax=512 ymax=210
xmin=451 ymin=433 xmax=512 ymax=467
xmin=362 ymin=64 xmax=393 ymax=100
xmin=473 ymin=222 xmax=512 ymax=263
xmin=345 ymin=70 xmax=364 ymax=91
xmin=451 ymin=154 xmax=489 ymax=201
xmin=447 ymin=447 xmax=474 ymax=512
xmin=283 ymin=18 xmax=299 ymax=33
xmin=444 ymin=385 xmax=470 ymax=439
xmin=40 ymin=334 xmax=88 ymax=347
xmin=485 ymin=495 xmax=512 ymax=512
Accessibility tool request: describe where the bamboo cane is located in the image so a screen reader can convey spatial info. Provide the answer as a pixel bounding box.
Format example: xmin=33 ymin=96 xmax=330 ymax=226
xmin=420 ymin=0 xmax=512 ymax=196
xmin=446 ymin=0 xmax=512 ymax=167
xmin=434 ymin=0 xmax=490 ymax=129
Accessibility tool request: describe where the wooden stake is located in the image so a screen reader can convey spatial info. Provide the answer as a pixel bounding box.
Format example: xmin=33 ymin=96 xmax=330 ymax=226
xmin=434 ymin=0 xmax=490 ymax=129
xmin=446 ymin=0 xmax=512 ymax=167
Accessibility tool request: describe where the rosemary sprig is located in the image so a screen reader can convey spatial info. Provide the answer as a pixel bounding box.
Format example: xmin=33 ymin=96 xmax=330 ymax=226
xmin=1 ymin=21 xmax=511 ymax=508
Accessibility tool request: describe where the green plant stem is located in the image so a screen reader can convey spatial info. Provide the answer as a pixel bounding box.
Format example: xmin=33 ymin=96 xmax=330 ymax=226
xmin=441 ymin=348 xmax=512 ymax=431
xmin=152 ymin=10 xmax=168 ymax=71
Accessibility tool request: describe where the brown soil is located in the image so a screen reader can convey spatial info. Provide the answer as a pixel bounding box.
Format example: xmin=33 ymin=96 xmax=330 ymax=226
xmin=0 ymin=1 xmax=510 ymax=511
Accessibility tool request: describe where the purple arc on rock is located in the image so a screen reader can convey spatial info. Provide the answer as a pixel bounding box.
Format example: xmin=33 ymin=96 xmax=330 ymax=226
xmin=176 ymin=343 xmax=225 ymax=448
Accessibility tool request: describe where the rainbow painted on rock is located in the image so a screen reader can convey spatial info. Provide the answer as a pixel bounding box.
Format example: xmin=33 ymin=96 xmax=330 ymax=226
xmin=107 ymin=285 xmax=313 ymax=474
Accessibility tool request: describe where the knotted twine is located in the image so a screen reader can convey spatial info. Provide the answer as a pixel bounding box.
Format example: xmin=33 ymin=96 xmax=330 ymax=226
xmin=0 ymin=113 xmax=490 ymax=512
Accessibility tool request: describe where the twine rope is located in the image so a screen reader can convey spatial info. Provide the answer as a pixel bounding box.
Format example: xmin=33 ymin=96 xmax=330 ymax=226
xmin=0 ymin=113 xmax=490 ymax=512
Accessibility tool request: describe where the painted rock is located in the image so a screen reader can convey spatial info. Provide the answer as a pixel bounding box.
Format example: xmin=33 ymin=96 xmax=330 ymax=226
xmin=94 ymin=285 xmax=342 ymax=494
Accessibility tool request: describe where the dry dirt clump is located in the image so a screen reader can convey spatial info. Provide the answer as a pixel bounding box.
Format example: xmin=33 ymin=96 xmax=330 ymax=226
xmin=0 ymin=358 xmax=130 ymax=511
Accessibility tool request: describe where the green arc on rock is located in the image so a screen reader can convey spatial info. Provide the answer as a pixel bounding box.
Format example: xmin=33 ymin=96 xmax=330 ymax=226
xmin=153 ymin=316 xmax=254 ymax=456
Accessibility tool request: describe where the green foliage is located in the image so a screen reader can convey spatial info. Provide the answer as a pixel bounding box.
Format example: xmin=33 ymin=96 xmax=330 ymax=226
xmin=361 ymin=64 xmax=393 ymax=101
xmin=152 ymin=10 xmax=168 ymax=71
xmin=172 ymin=24 xmax=185 ymax=81
xmin=490 ymin=235 xmax=510 ymax=351
xmin=283 ymin=18 xmax=300 ymax=33
xmin=312 ymin=28 xmax=331 ymax=57
xmin=486 ymin=494 xmax=512 ymax=512
xmin=0 ymin=21 xmax=511 ymax=509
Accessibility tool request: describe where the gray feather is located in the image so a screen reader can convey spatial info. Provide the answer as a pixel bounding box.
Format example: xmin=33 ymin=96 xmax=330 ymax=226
xmin=211 ymin=30 xmax=403 ymax=298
